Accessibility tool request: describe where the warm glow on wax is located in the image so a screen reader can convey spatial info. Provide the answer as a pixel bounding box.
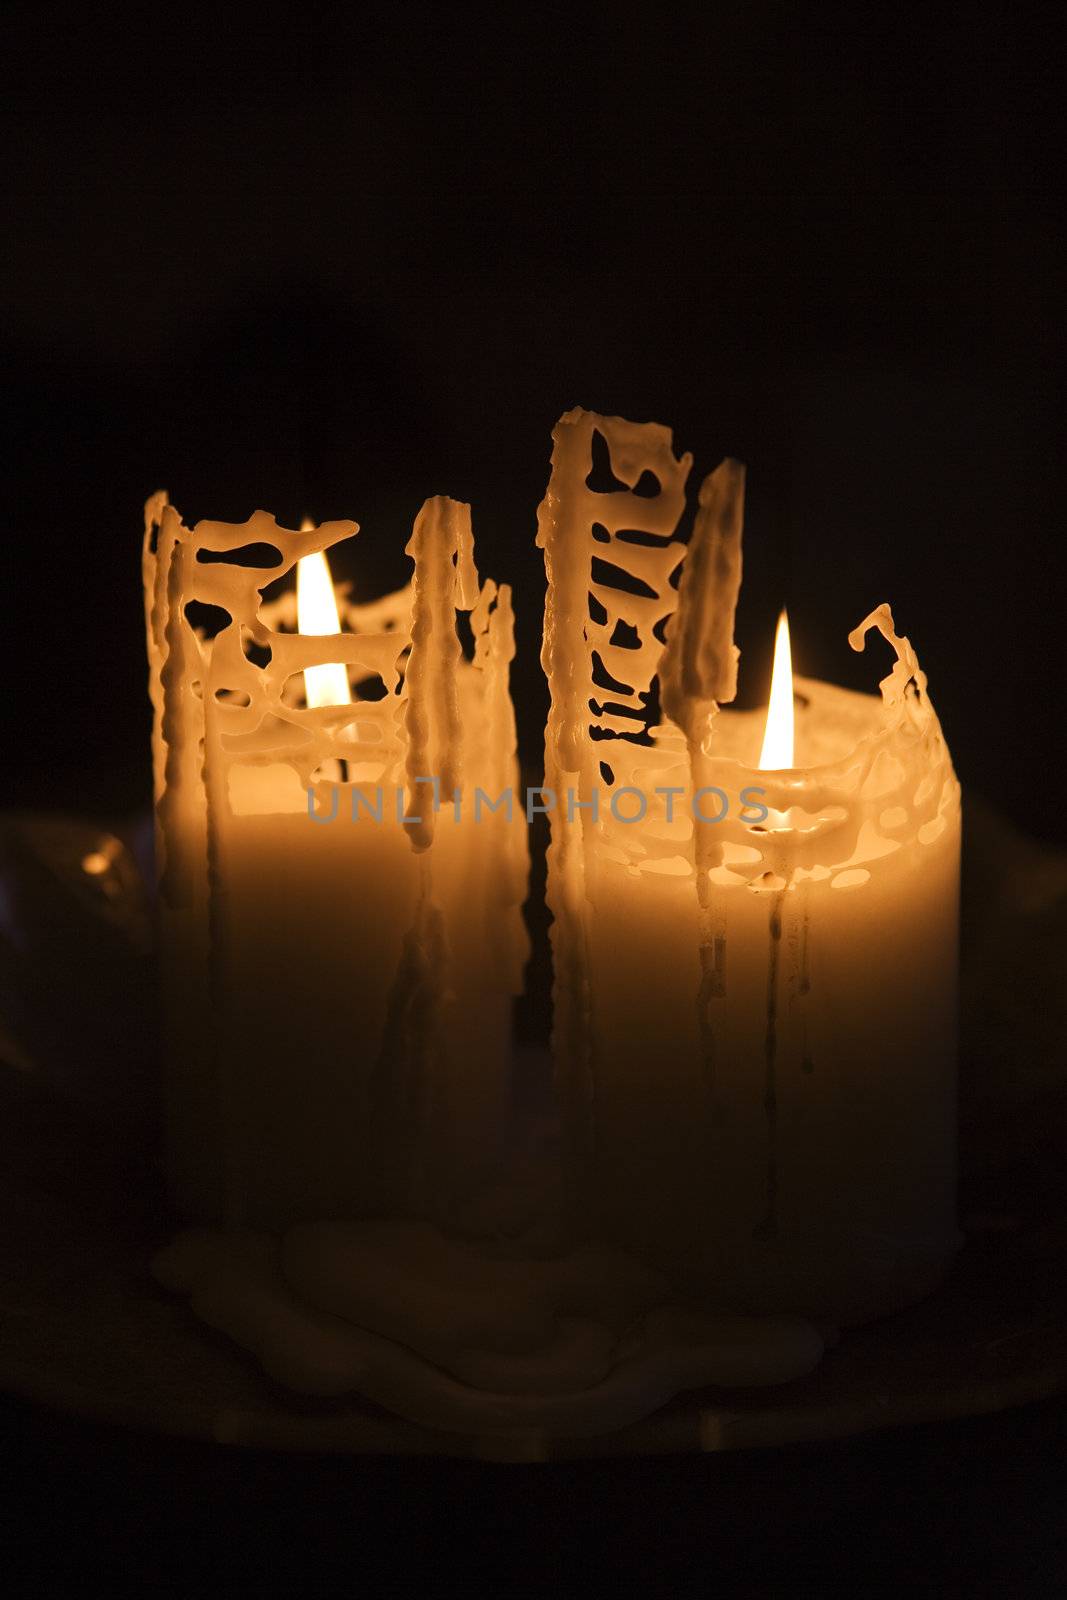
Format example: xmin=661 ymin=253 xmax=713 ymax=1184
xmin=296 ymin=531 xmax=351 ymax=710
xmin=758 ymin=609 xmax=794 ymax=770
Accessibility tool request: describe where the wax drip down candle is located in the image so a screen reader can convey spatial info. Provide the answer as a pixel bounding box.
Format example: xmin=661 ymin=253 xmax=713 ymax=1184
xmin=538 ymin=409 xmax=961 ymax=1327
xmin=143 ymin=494 xmax=529 ymax=1229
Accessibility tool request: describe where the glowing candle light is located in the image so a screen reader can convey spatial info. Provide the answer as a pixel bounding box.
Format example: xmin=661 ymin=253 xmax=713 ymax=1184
xmin=296 ymin=544 xmax=352 ymax=711
xmin=758 ymin=609 xmax=794 ymax=771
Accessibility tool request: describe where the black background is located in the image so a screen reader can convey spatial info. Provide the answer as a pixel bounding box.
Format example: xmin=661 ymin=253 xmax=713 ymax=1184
xmin=3 ymin=5 xmax=1064 ymax=1593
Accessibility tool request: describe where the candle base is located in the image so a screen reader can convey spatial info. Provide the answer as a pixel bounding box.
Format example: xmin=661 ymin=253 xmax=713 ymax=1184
xmin=145 ymin=1161 xmax=960 ymax=1433
xmin=2 ymin=1065 xmax=1064 ymax=1458
xmin=150 ymin=1220 xmax=825 ymax=1436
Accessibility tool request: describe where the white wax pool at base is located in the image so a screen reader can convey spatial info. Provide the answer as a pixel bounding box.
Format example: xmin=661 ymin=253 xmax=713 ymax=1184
xmin=152 ymin=1218 xmax=826 ymax=1438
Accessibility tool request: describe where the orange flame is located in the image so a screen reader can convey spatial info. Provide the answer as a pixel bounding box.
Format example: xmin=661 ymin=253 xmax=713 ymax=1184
xmin=758 ymin=609 xmax=794 ymax=769
xmin=296 ymin=522 xmax=350 ymax=710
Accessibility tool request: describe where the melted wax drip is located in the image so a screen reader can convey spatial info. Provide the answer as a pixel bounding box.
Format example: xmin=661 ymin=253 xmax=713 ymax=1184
xmin=403 ymin=497 xmax=479 ymax=852
xmin=536 ymin=410 xmax=693 ymax=1219
xmin=798 ymin=909 xmax=815 ymax=1075
xmin=200 ymin=690 xmax=242 ymax=1228
xmin=368 ymin=864 xmax=449 ymax=1216
xmin=754 ymin=888 xmax=785 ymax=1242
xmin=696 ymin=926 xmax=727 ymax=1091
xmin=662 ymin=459 xmax=746 ymax=1093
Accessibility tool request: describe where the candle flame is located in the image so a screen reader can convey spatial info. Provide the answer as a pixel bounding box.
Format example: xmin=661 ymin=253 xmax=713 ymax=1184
xmin=758 ymin=609 xmax=794 ymax=769
xmin=297 ymin=530 xmax=351 ymax=709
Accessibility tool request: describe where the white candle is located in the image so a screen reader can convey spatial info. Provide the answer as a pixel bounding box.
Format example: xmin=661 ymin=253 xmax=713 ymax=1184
xmin=143 ymin=495 xmax=529 ymax=1229
xmin=538 ymin=410 xmax=960 ymax=1326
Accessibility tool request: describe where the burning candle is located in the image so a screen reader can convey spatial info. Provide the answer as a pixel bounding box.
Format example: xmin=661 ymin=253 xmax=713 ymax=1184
xmin=538 ymin=409 xmax=961 ymax=1326
xmin=143 ymin=495 xmax=529 ymax=1229
xmin=143 ymin=415 xmax=965 ymax=1431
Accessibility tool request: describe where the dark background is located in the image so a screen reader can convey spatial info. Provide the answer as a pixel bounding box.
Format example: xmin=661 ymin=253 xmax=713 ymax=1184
xmin=4 ymin=4 xmax=1062 ymax=840
xmin=3 ymin=6 xmax=1064 ymax=1594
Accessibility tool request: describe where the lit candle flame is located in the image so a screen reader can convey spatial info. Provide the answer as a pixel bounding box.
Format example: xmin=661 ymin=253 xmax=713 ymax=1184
xmin=297 ymin=522 xmax=351 ymax=710
xmin=758 ymin=608 xmax=794 ymax=770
